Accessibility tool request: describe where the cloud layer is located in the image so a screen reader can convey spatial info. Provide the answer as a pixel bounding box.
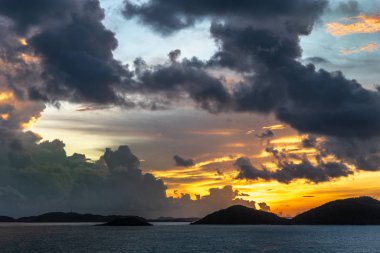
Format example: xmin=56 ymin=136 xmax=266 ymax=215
xmin=0 ymin=132 xmax=258 ymax=217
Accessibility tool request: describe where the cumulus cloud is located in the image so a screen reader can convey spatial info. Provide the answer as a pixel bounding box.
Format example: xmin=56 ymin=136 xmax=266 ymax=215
xmin=167 ymin=185 xmax=258 ymax=218
xmin=0 ymin=132 xmax=261 ymax=217
xmin=0 ymin=0 xmax=133 ymax=105
xmin=258 ymin=202 xmax=271 ymax=212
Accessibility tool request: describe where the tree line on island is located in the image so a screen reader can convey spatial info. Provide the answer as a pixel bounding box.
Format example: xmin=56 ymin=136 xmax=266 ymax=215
xmin=1 ymin=197 xmax=380 ymax=226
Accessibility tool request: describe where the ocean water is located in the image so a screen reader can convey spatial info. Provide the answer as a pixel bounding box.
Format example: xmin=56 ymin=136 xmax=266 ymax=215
xmin=0 ymin=223 xmax=379 ymax=253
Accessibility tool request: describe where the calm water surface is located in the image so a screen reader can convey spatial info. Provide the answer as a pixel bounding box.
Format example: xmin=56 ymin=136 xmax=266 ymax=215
xmin=0 ymin=223 xmax=379 ymax=253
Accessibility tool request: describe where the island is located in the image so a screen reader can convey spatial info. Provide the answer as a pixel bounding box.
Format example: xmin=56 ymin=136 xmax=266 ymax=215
xmin=17 ymin=212 xmax=120 ymax=223
xmin=0 ymin=216 xmax=14 ymax=222
xmin=99 ymin=216 xmax=152 ymax=226
xmin=2 ymin=196 xmax=380 ymax=226
xmin=292 ymin=196 xmax=380 ymax=225
xmin=192 ymin=205 xmax=290 ymax=225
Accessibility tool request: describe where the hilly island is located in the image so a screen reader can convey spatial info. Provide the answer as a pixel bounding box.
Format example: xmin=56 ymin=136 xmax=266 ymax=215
xmin=1 ymin=197 xmax=380 ymax=226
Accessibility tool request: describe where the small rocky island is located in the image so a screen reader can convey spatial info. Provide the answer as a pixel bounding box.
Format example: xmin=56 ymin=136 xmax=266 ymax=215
xmin=192 ymin=205 xmax=290 ymax=225
xmin=99 ymin=216 xmax=152 ymax=226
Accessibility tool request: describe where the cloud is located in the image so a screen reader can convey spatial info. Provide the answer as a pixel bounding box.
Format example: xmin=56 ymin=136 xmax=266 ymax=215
xmin=174 ymin=155 xmax=195 ymax=167
xmin=326 ymin=15 xmax=380 ymax=36
xmin=0 ymin=133 xmax=262 ymax=217
xmin=167 ymin=185 xmax=258 ymax=217
xmin=263 ymin=124 xmax=286 ymax=131
xmin=124 ymin=0 xmax=380 ymax=141
xmin=333 ymin=1 xmax=360 ymax=16
xmin=258 ymin=202 xmax=271 ymax=212
xmin=124 ymin=0 xmax=327 ymax=35
xmin=122 ymin=0 xmax=380 ymax=173
xmin=304 ymin=57 xmax=330 ymax=64
xmin=0 ymin=0 xmax=133 ymax=105
xmin=318 ymin=136 xmax=380 ymax=172
xmin=340 ymin=42 xmax=378 ymax=55
xmin=256 ymin=129 xmax=275 ymax=139
xmin=235 ymin=149 xmax=353 ymax=184
xmin=132 ymin=57 xmax=232 ymax=112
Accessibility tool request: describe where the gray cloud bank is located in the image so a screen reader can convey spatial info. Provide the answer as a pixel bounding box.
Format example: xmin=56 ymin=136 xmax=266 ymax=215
xmin=0 ymin=131 xmax=259 ymax=217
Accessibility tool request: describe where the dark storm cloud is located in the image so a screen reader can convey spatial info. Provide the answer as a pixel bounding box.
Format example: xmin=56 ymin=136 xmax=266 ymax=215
xmin=122 ymin=0 xmax=380 ymax=141
xmin=313 ymin=136 xmax=380 ymax=172
xmin=132 ymin=57 xmax=232 ymax=112
xmin=124 ymin=0 xmax=380 ymax=173
xmin=0 ymin=0 xmax=132 ymax=105
xmin=0 ymin=0 xmax=75 ymax=32
xmin=174 ymin=155 xmax=195 ymax=167
xmin=124 ymin=0 xmax=327 ymax=35
xmin=235 ymin=152 xmax=353 ymax=184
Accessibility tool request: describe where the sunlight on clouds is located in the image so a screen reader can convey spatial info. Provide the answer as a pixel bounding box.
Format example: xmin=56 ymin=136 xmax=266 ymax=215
xmin=20 ymin=53 xmax=40 ymax=64
xmin=263 ymin=124 xmax=286 ymax=131
xmin=270 ymin=136 xmax=302 ymax=145
xmin=224 ymin=143 xmax=246 ymax=148
xmin=326 ymin=15 xmax=380 ymax=36
xmin=21 ymin=116 xmax=40 ymax=130
xmin=340 ymin=42 xmax=378 ymax=55
xmin=0 ymin=92 xmax=14 ymax=101
xmin=190 ymin=129 xmax=239 ymax=136
xmin=18 ymin=38 xmax=28 ymax=46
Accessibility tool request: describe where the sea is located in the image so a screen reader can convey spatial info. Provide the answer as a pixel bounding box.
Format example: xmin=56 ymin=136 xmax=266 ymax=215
xmin=0 ymin=223 xmax=379 ymax=253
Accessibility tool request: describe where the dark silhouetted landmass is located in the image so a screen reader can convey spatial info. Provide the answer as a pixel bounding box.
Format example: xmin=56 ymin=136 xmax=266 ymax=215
xmin=0 ymin=216 xmax=14 ymax=222
xmin=17 ymin=212 xmax=123 ymax=223
xmin=2 ymin=197 xmax=380 ymax=225
xmin=293 ymin=197 xmax=380 ymax=225
xmin=192 ymin=205 xmax=290 ymax=225
xmin=149 ymin=217 xmax=199 ymax=222
xmin=99 ymin=216 xmax=152 ymax=226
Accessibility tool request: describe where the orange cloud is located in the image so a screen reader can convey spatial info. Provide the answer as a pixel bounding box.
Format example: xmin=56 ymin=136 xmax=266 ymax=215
xmin=263 ymin=124 xmax=286 ymax=131
xmin=341 ymin=42 xmax=378 ymax=55
xmin=21 ymin=116 xmax=40 ymax=129
xmin=326 ymin=15 xmax=380 ymax=36
xmin=19 ymin=38 xmax=28 ymax=46
xmin=190 ymin=129 xmax=238 ymax=136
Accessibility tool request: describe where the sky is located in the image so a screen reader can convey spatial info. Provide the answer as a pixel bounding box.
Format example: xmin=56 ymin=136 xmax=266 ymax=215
xmin=0 ymin=0 xmax=380 ymax=218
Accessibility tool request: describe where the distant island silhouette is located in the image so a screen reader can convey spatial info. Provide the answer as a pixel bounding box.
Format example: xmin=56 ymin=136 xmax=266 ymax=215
xmin=99 ymin=216 xmax=152 ymax=226
xmin=16 ymin=212 xmax=125 ymax=223
xmin=193 ymin=197 xmax=380 ymax=225
xmin=293 ymin=196 xmax=380 ymax=225
xmin=1 ymin=197 xmax=380 ymax=226
xmin=192 ymin=205 xmax=289 ymax=225
xmin=0 ymin=216 xmax=14 ymax=222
